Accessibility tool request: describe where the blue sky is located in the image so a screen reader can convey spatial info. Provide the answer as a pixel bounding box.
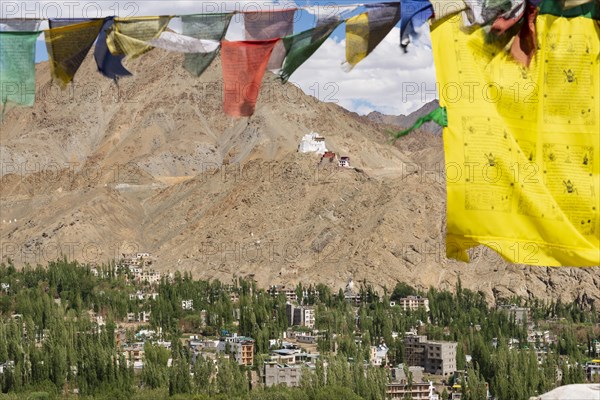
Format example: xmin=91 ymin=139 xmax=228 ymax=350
xmin=9 ymin=1 xmax=437 ymax=115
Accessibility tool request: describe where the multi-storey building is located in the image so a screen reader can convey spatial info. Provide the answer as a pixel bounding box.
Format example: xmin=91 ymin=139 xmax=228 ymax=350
xmin=404 ymin=333 xmax=457 ymax=376
xmin=398 ymin=296 xmax=430 ymax=312
xmin=286 ymin=303 xmax=315 ymax=328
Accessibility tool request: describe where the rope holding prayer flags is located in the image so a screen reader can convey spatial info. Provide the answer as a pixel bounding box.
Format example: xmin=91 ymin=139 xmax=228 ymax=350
xmin=94 ymin=17 xmax=132 ymax=80
xmin=221 ymin=39 xmax=279 ymax=117
xmin=107 ymin=16 xmax=171 ymax=59
xmin=0 ymin=31 xmax=40 ymax=109
xmin=182 ymin=13 xmax=233 ymax=77
xmin=280 ymin=18 xmax=342 ymax=83
xmin=345 ymin=3 xmax=401 ymax=70
xmin=45 ymin=19 xmax=105 ymax=88
xmin=244 ymin=9 xmax=296 ymax=71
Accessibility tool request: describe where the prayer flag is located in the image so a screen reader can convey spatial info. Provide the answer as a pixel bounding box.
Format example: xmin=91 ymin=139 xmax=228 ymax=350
xmin=107 ymin=16 xmax=171 ymax=59
xmin=430 ymin=12 xmax=600 ymax=266
xmin=0 ymin=31 xmax=40 ymax=107
xmin=244 ymin=9 xmax=296 ymax=70
xmin=94 ymin=17 xmax=132 ymax=80
xmin=45 ymin=19 xmax=104 ymax=87
xmin=280 ymin=18 xmax=341 ymax=82
xmin=400 ymin=0 xmax=433 ymax=49
xmin=181 ymin=13 xmax=233 ymax=77
xmin=345 ymin=4 xmax=400 ymax=69
xmin=221 ymin=39 xmax=278 ymax=117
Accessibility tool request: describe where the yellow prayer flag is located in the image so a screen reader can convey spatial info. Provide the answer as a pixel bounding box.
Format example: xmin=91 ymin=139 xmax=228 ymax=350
xmin=346 ymin=12 xmax=370 ymax=67
xmin=107 ymin=16 xmax=171 ymax=59
xmin=45 ymin=20 xmax=104 ymax=87
xmin=345 ymin=5 xmax=400 ymax=70
xmin=431 ymin=14 xmax=600 ymax=266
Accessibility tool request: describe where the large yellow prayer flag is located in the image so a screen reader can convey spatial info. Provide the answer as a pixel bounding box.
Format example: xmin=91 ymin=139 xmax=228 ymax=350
xmin=431 ymin=13 xmax=599 ymax=266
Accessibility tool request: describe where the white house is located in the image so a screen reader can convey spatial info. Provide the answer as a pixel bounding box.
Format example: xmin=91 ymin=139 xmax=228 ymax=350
xmin=298 ymin=132 xmax=328 ymax=155
xmin=182 ymin=299 xmax=194 ymax=311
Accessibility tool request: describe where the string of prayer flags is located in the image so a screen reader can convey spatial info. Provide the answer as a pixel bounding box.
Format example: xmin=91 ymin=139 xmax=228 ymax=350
xmin=280 ymin=18 xmax=342 ymax=82
xmin=430 ymin=9 xmax=600 ymax=266
xmin=181 ymin=13 xmax=233 ymax=77
xmin=45 ymin=19 xmax=105 ymax=87
xmin=345 ymin=3 xmax=401 ymax=70
xmin=399 ymin=0 xmax=433 ymax=50
xmin=94 ymin=17 xmax=132 ymax=80
xmin=221 ymin=39 xmax=279 ymax=117
xmin=0 ymin=31 xmax=40 ymax=107
xmin=106 ymin=16 xmax=171 ymax=59
xmin=244 ymin=9 xmax=296 ymax=70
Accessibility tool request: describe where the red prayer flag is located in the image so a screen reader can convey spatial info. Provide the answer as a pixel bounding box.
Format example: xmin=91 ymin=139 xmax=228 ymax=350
xmin=221 ymin=39 xmax=279 ymax=117
xmin=491 ymin=2 xmax=539 ymax=66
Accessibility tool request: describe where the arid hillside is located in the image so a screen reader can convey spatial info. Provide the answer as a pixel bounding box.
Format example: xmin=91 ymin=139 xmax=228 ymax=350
xmin=1 ymin=48 xmax=599 ymax=306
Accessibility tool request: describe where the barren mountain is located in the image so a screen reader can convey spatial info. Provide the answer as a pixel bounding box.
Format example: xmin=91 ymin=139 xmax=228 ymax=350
xmin=367 ymin=99 xmax=444 ymax=136
xmin=1 ymin=48 xmax=599 ymax=305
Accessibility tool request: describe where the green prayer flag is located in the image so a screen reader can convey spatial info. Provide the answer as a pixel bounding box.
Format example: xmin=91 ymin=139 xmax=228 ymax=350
xmin=182 ymin=13 xmax=233 ymax=77
xmin=280 ymin=18 xmax=342 ymax=83
xmin=389 ymin=106 xmax=448 ymax=141
xmin=0 ymin=31 xmax=39 ymax=107
xmin=539 ymin=0 xmax=599 ymax=18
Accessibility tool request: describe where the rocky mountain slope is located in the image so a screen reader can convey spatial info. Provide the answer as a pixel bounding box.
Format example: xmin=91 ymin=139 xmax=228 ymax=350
xmin=1 ymin=49 xmax=599 ymax=305
xmin=367 ymin=99 xmax=444 ymax=136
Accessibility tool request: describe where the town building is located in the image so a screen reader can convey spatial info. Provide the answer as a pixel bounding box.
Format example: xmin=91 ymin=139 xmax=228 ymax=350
xmin=404 ymin=333 xmax=457 ymax=376
xmin=122 ymin=342 xmax=145 ymax=369
xmin=370 ymin=344 xmax=389 ymax=366
xmin=338 ymin=156 xmax=351 ymax=168
xmin=182 ymin=299 xmax=194 ymax=310
xmin=126 ymin=310 xmax=151 ymax=323
xmin=386 ymin=381 xmax=437 ymax=400
xmin=219 ymin=334 xmax=255 ymax=366
xmin=120 ymin=252 xmax=156 ymax=268
xmin=398 ymin=296 xmax=430 ymax=312
xmin=498 ymin=304 xmax=529 ymax=325
xmin=270 ymin=285 xmax=298 ymax=303
xmin=286 ymin=303 xmax=315 ymax=329
xmin=585 ymin=359 xmax=600 ymax=382
xmin=264 ymin=362 xmax=304 ymax=387
xmin=387 ymin=365 xmax=438 ymax=400
xmin=140 ymin=270 xmax=161 ymax=284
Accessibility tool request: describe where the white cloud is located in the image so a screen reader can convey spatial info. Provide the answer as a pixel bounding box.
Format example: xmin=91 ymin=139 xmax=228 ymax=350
xmin=288 ymin=25 xmax=438 ymax=116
